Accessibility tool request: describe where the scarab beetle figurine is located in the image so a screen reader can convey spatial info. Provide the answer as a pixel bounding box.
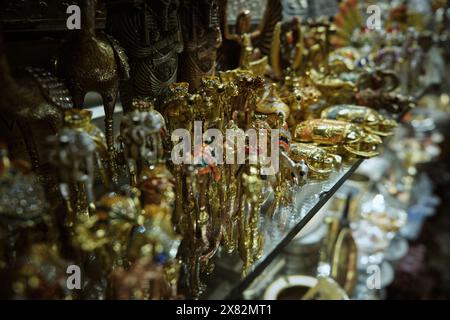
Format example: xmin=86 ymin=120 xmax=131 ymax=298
xmin=294 ymin=119 xmax=383 ymax=158
xmin=321 ymin=105 xmax=398 ymax=137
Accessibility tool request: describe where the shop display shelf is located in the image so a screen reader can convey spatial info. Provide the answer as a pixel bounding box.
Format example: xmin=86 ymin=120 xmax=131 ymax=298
xmin=205 ymin=158 xmax=365 ymax=299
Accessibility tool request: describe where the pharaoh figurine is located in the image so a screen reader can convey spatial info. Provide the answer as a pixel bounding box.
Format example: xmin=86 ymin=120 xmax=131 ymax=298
xmin=106 ymin=0 xmax=183 ymax=111
xmin=237 ymin=163 xmax=265 ymax=276
xmin=270 ymin=17 xmax=305 ymax=79
xmin=217 ymin=0 xmax=282 ymax=72
xmin=176 ymin=165 xmax=215 ymax=298
xmin=178 ymin=0 xmax=222 ymax=92
xmin=255 ymin=84 xmax=308 ymax=219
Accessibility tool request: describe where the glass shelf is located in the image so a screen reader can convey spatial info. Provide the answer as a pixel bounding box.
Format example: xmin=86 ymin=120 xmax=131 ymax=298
xmin=204 ymin=158 xmax=364 ymax=299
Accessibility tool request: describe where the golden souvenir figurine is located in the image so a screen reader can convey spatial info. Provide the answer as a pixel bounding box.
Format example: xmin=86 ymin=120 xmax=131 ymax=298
xmin=120 ymin=100 xmax=166 ymax=187
xmin=177 ymin=165 xmax=215 ymax=298
xmin=163 ymin=83 xmax=195 ymax=135
xmin=0 ymin=145 xmax=55 ymax=269
xmin=321 ymin=105 xmax=398 ymax=136
xmin=255 ymin=85 xmax=308 ymax=218
xmin=221 ymin=120 xmax=243 ymax=254
xmin=256 ymin=83 xmax=291 ymax=121
xmin=73 ymin=186 xmax=143 ymax=298
xmin=56 ymin=0 xmax=130 ymax=181
xmin=279 ymin=74 xmax=322 ymax=125
xmin=309 ymin=68 xmax=357 ymax=105
xmin=63 ymin=109 xmax=110 ymax=187
xmin=294 ymin=119 xmax=382 ymax=158
xmin=289 ymin=143 xmax=342 ymax=180
xmin=270 ymin=17 xmax=305 ymax=79
xmin=161 ymin=83 xmax=196 ymax=241
xmin=198 ymin=76 xmax=239 ymax=131
xmin=162 ymin=79 xmax=230 ymax=298
xmin=119 ymin=98 xmax=181 ymax=299
xmin=239 ymin=33 xmax=269 ymax=77
xmin=0 ymin=244 xmax=73 ymax=300
xmin=0 ymin=32 xmax=72 ymax=184
xmin=219 ymin=70 xmax=265 ymax=129
xmin=218 ymin=73 xmax=262 ymax=253
xmin=217 ymin=0 xmax=282 ymax=71
xmin=301 ymin=19 xmax=336 ymax=70
xmin=47 ymin=127 xmax=97 ymax=229
xmin=237 ymin=164 xmax=265 ymax=277
xmin=355 ymin=88 xmax=416 ymax=114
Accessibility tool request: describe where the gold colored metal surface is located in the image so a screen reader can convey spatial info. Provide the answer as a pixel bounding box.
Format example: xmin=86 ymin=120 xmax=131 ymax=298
xmin=218 ymin=0 xmax=282 ymax=71
xmin=289 ymin=143 xmax=342 ymax=179
xmin=321 ymin=105 xmax=397 ymax=136
xmin=331 ymin=228 xmax=358 ymax=296
xmin=294 ymin=119 xmax=382 ymax=158
xmin=264 ymin=275 xmax=349 ymax=300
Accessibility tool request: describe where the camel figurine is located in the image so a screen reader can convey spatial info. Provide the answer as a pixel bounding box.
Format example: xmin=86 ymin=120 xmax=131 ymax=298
xmin=0 ymin=30 xmax=73 ymax=183
xmin=56 ymin=0 xmax=130 ymax=182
